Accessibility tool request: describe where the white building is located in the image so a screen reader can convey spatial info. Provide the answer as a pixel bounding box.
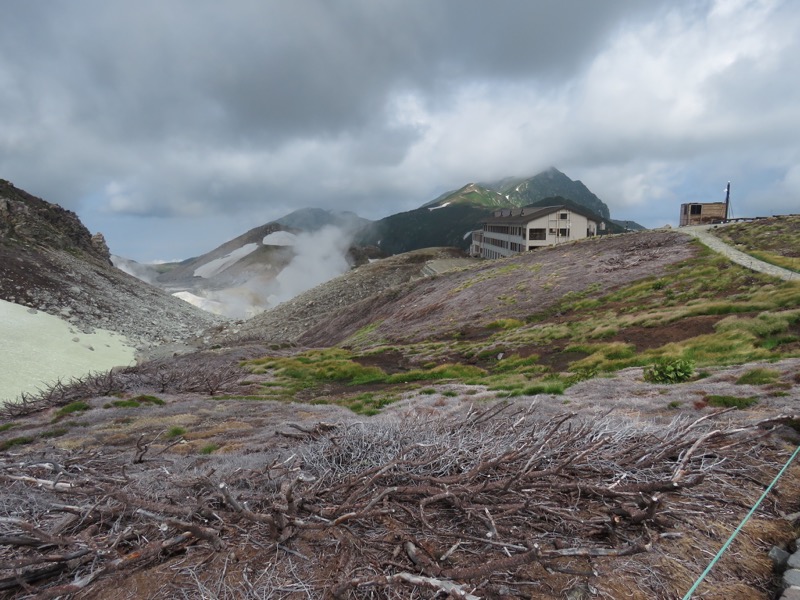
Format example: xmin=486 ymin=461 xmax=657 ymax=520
xmin=471 ymin=205 xmax=603 ymax=259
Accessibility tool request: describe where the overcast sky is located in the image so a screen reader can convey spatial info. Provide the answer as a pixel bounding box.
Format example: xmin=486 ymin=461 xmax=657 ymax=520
xmin=2 ymin=0 xmax=798 ymax=261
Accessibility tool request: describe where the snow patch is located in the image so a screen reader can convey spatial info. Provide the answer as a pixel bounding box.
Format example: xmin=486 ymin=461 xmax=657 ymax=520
xmin=193 ymin=243 xmax=258 ymax=278
xmin=263 ymin=231 xmax=297 ymax=246
xmin=428 ymin=202 xmax=451 ymax=211
xmin=172 ymin=291 xmax=228 ymax=315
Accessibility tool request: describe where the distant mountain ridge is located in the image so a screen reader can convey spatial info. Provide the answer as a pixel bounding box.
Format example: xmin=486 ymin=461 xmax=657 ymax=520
xmin=360 ymin=168 xmax=630 ymax=255
xmin=275 ymin=207 xmax=370 ymax=233
xmin=482 ymin=167 xmax=611 ymax=220
xmin=424 ymin=167 xmax=612 ymax=222
xmin=110 ymin=168 xmax=640 ymax=317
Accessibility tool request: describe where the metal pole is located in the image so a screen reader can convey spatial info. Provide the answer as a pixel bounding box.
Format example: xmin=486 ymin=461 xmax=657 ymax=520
xmin=724 ymin=182 xmax=731 ymax=221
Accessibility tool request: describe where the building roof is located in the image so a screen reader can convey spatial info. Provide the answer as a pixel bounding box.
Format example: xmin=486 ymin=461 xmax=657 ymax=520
xmin=481 ymin=204 xmax=600 ymax=225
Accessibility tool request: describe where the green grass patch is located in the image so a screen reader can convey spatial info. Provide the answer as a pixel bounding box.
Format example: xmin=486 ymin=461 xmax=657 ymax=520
xmin=706 ymin=395 xmax=758 ymax=409
xmin=385 ymin=364 xmax=485 ymax=384
xmin=106 ymin=400 xmax=142 ymax=409
xmin=0 ymin=436 xmax=35 ymax=451
xmin=518 ymin=381 xmax=566 ymax=396
xmin=131 ymin=394 xmax=165 ymax=405
xmin=486 ymin=318 xmax=524 ymax=330
xmin=567 ymin=343 xmax=643 ymax=372
xmin=489 ymin=355 xmax=544 ymax=375
xmin=344 ymin=320 xmax=386 ymax=347
xmin=165 ymin=426 xmax=186 ymax=439
xmin=246 ymin=348 xmax=387 ymax=386
xmin=748 ymin=250 xmax=800 ymax=273
xmin=735 ymin=368 xmax=780 ymax=385
xmin=41 ymin=427 xmax=69 ymax=439
xmin=54 ymin=401 xmax=91 ymax=420
xmin=199 ymin=443 xmax=219 ymax=455
xmin=0 ymin=423 xmax=15 ymax=433
xmin=340 ymin=392 xmax=398 ymax=415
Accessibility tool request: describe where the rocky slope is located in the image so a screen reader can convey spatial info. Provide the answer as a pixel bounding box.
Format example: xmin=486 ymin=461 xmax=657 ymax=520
xmin=0 ymin=180 xmax=224 ymax=351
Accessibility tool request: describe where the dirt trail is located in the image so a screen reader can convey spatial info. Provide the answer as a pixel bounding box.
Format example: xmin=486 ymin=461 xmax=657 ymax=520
xmin=681 ymin=224 xmax=800 ymax=281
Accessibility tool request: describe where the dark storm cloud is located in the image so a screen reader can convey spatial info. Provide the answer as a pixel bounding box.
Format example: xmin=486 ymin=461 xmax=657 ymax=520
xmin=1 ymin=1 xmax=799 ymax=261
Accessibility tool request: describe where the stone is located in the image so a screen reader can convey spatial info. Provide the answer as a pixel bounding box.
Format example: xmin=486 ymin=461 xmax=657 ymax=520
xmin=783 ymin=569 xmax=800 ymax=588
xmin=789 ymin=552 xmax=800 ymax=570
xmin=771 ymin=546 xmax=791 ymax=571
xmin=781 ymin=586 xmax=800 ymax=600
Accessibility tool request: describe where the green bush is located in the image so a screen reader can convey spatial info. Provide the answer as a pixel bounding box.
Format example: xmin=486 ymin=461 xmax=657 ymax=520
xmin=643 ymin=358 xmax=695 ymax=384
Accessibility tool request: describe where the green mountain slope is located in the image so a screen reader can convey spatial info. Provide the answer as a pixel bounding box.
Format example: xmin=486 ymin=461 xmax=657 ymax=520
xmin=422 ymin=183 xmax=508 ymax=209
xmin=355 ymin=204 xmax=490 ymax=255
xmin=482 ymin=167 xmax=611 ymax=220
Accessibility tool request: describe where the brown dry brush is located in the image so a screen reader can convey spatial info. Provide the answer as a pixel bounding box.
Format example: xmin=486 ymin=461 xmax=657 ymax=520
xmin=0 ymin=404 xmax=794 ymax=599
xmin=0 ymin=354 xmax=245 ymax=419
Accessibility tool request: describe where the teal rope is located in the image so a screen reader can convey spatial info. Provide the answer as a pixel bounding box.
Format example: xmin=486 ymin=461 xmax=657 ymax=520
xmin=682 ymin=443 xmax=800 ymax=599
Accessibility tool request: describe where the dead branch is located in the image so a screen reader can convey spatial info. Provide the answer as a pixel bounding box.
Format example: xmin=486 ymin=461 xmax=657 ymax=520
xmin=0 ymin=405 xmax=790 ymax=598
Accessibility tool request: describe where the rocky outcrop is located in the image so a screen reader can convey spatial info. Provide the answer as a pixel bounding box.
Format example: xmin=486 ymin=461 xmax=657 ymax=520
xmin=0 ymin=179 xmax=110 ymax=263
xmin=0 ymin=179 xmax=225 ymax=352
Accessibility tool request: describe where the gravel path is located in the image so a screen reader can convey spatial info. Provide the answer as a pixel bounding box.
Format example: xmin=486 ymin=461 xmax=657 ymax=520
xmin=680 ymin=224 xmax=800 ymax=281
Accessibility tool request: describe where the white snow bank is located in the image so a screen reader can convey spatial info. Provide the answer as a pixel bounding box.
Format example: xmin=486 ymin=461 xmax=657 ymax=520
xmin=172 ymin=291 xmax=228 ymax=315
xmin=262 ymin=231 xmax=297 ymax=246
xmin=174 ymin=286 xmax=269 ymax=320
xmin=193 ymin=243 xmax=258 ymax=279
xmin=0 ymin=300 xmax=136 ymax=405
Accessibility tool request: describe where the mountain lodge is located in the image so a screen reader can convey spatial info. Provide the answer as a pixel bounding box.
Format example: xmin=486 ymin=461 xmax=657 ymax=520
xmin=471 ymin=205 xmax=603 ymax=259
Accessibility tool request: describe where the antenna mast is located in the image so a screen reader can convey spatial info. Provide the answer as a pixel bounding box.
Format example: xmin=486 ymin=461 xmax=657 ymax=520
xmin=724 ymin=182 xmax=731 ymax=221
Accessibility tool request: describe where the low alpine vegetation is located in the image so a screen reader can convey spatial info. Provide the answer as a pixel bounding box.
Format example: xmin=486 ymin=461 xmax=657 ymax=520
xmin=643 ymin=358 xmax=695 ymax=384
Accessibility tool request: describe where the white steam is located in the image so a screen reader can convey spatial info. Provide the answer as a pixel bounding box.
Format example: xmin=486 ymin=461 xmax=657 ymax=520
xmin=267 ymin=225 xmax=353 ymax=306
xmin=168 ymin=225 xmax=355 ymax=319
xmin=111 ymin=255 xmax=158 ymax=284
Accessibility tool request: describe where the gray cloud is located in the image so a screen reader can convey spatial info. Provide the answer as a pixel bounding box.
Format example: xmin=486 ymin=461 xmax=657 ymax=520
xmin=1 ymin=0 xmax=798 ymax=261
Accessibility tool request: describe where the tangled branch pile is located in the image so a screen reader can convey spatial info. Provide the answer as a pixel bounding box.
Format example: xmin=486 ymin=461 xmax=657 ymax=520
xmin=0 ymin=404 xmax=792 ymax=599
xmin=1 ymin=354 xmax=245 ymax=419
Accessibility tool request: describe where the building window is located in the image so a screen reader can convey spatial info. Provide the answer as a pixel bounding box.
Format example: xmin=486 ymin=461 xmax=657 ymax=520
xmin=690 ymin=205 xmax=702 ymax=215
xmin=529 ymin=229 xmax=546 ymax=240
xmin=560 ymin=213 xmax=568 ymax=220
xmin=559 ymin=228 xmax=569 ymax=237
